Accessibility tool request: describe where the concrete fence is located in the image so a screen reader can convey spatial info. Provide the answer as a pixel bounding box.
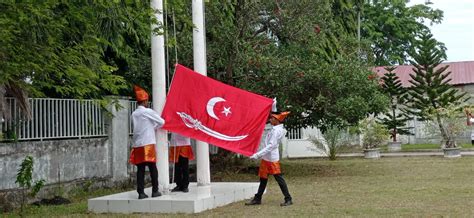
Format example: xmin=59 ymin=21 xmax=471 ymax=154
xmin=0 ymin=98 xmax=131 ymax=211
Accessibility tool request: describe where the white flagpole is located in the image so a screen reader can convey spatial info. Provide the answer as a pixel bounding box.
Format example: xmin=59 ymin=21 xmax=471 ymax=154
xmin=151 ymin=0 xmax=170 ymax=193
xmin=192 ymin=0 xmax=211 ymax=186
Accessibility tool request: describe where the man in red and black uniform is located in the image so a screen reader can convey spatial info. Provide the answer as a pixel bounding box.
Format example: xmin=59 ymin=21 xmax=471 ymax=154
xmin=130 ymin=85 xmax=165 ymax=199
xmin=169 ymin=133 xmax=195 ymax=193
xmin=246 ymin=111 xmax=293 ymax=206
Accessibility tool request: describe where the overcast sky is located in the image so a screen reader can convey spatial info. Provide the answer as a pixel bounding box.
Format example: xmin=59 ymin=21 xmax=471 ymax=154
xmin=407 ymin=0 xmax=474 ymax=62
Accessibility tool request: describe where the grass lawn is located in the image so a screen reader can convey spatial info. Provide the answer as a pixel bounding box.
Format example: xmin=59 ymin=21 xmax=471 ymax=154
xmin=4 ymin=156 xmax=474 ymax=217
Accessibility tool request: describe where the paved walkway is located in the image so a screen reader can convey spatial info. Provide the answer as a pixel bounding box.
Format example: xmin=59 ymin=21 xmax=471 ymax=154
xmin=339 ymin=150 xmax=474 ymax=157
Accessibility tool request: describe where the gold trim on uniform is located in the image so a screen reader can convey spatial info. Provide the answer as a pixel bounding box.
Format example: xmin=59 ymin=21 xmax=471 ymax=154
xmin=129 ymin=144 xmax=157 ymax=165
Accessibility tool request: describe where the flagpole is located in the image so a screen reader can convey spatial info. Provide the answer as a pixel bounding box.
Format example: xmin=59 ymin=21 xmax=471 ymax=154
xmin=151 ymin=0 xmax=170 ymax=193
xmin=192 ymin=0 xmax=211 ymax=186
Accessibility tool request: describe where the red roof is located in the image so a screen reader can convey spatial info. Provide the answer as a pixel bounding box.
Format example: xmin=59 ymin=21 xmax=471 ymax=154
xmin=373 ymin=61 xmax=474 ymax=87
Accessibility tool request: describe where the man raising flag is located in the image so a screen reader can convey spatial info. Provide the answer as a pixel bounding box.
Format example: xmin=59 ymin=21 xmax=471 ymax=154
xmin=130 ymin=85 xmax=165 ymax=199
xmin=246 ymin=111 xmax=293 ymax=206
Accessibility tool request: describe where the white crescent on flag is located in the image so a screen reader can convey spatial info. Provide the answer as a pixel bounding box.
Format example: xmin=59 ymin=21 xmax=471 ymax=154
xmin=206 ymin=97 xmax=225 ymax=120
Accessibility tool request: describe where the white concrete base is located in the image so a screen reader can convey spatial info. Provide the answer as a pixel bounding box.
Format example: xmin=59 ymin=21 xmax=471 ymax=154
xmin=88 ymin=182 xmax=259 ymax=214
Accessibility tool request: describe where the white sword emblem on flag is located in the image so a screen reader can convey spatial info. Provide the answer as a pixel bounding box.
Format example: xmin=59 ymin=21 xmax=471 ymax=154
xmin=176 ymin=112 xmax=248 ymax=141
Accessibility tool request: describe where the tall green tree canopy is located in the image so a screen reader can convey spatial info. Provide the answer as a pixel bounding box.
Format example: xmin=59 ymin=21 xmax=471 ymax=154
xmin=166 ymin=0 xmax=388 ymax=131
xmin=378 ymin=66 xmax=412 ymax=142
xmin=407 ymin=32 xmax=468 ymax=147
xmin=0 ymin=2 xmax=154 ymax=99
xmin=408 ymin=32 xmax=467 ymax=118
xmin=361 ymin=0 xmax=444 ymax=65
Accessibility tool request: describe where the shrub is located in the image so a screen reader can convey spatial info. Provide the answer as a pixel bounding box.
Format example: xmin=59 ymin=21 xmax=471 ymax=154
xmin=422 ymin=104 xmax=470 ymax=148
xmin=310 ymin=127 xmax=350 ymax=160
xmin=359 ymin=117 xmax=389 ymax=149
xmin=16 ymin=155 xmax=45 ymax=214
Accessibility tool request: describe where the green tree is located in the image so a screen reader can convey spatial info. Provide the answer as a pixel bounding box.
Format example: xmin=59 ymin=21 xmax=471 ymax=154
xmin=361 ymin=0 xmax=444 ymax=65
xmin=0 ymin=2 xmax=157 ymax=124
xmin=0 ymin=3 xmax=134 ymax=99
xmin=407 ymin=32 xmax=468 ymax=148
xmin=169 ymin=0 xmax=386 ymax=161
xmin=378 ymin=66 xmax=412 ymax=142
xmin=201 ymin=0 xmax=388 ymax=131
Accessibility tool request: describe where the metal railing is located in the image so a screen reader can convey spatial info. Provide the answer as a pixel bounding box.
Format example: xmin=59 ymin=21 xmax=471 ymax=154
xmin=1 ymin=98 xmax=106 ymax=141
xmin=287 ymin=128 xmax=303 ymax=140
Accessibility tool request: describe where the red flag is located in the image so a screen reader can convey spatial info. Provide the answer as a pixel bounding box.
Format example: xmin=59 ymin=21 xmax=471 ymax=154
xmin=162 ymin=64 xmax=272 ymax=156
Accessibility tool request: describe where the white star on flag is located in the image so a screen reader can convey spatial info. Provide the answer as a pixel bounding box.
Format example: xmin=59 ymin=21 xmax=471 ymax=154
xmin=222 ymin=107 xmax=232 ymax=116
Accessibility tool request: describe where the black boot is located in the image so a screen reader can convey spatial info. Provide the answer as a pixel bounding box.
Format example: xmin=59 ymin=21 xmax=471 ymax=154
xmin=152 ymin=191 xmax=162 ymax=197
xmin=138 ymin=193 xmax=149 ymax=199
xmin=280 ymin=199 xmax=293 ymax=206
xmin=171 ymin=186 xmax=181 ymax=192
xmin=245 ymin=195 xmax=262 ymax=205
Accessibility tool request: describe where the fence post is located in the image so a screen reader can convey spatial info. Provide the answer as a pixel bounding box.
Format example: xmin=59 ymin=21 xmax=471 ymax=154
xmin=107 ymin=97 xmax=130 ymax=182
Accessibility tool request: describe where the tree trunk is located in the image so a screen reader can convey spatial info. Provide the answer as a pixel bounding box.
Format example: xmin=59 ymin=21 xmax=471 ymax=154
xmin=435 ymin=112 xmax=451 ymax=147
xmin=392 ymin=106 xmax=397 ymax=142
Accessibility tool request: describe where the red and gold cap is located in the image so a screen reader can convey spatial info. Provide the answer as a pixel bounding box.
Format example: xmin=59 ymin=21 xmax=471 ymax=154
xmin=133 ymin=85 xmax=149 ymax=102
xmin=271 ymin=111 xmax=290 ymax=122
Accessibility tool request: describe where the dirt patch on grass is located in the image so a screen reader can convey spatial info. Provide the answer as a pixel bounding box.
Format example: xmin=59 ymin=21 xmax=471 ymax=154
xmin=32 ymin=196 xmax=71 ymax=206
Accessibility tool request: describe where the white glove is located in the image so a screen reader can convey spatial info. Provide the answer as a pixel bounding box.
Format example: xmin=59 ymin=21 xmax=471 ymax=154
xmin=272 ymin=98 xmax=277 ymax=112
xmin=250 ymin=154 xmax=258 ymax=160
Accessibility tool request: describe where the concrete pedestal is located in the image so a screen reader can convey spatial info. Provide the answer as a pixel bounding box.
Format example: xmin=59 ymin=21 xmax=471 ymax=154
xmin=88 ymin=182 xmax=259 ymax=214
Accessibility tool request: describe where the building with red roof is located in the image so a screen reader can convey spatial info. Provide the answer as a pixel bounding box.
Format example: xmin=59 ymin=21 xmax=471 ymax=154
xmin=373 ymin=61 xmax=474 ymax=100
xmin=373 ymin=61 xmax=474 ymax=86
